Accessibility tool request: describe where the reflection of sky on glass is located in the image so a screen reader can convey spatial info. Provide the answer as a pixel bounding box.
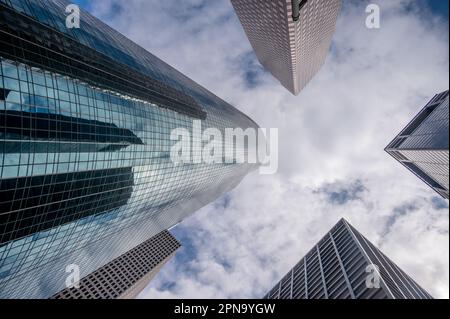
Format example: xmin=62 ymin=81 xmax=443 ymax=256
xmin=0 ymin=0 xmax=259 ymax=298
xmin=71 ymin=0 xmax=91 ymax=10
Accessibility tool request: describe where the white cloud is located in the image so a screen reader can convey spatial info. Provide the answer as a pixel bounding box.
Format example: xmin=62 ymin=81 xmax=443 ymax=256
xmin=89 ymin=0 xmax=449 ymax=299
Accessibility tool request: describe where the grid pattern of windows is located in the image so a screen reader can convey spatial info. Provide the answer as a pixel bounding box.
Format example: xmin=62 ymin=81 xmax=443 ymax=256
xmin=0 ymin=2 xmax=205 ymax=120
xmin=0 ymin=0 xmax=248 ymax=117
xmin=231 ymin=0 xmax=293 ymax=92
xmin=263 ymin=219 xmax=433 ymax=299
xmin=52 ymin=230 xmax=180 ymax=299
xmin=386 ymin=91 xmax=449 ymax=199
xmin=231 ymin=0 xmax=341 ymax=95
xmin=0 ymin=0 xmax=258 ymax=298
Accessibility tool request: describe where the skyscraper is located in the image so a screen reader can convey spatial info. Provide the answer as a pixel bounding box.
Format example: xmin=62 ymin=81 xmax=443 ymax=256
xmin=0 ymin=0 xmax=258 ymax=298
xmin=52 ymin=230 xmax=180 ymax=299
xmin=264 ymin=219 xmax=433 ymax=299
xmin=385 ymin=90 xmax=449 ymax=199
xmin=231 ymin=0 xmax=341 ymax=95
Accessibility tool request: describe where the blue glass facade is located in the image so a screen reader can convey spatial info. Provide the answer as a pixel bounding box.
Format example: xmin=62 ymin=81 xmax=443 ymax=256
xmin=0 ymin=0 xmax=258 ymax=298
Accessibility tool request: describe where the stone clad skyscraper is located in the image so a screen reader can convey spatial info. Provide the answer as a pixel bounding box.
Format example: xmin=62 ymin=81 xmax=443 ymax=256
xmin=264 ymin=219 xmax=433 ymax=299
xmin=386 ymin=90 xmax=449 ymax=199
xmin=231 ymin=0 xmax=341 ymax=95
xmin=52 ymin=230 xmax=180 ymax=299
xmin=0 ymin=0 xmax=258 ymax=298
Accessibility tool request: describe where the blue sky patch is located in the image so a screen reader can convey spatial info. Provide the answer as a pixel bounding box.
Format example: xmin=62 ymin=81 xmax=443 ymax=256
xmin=315 ymin=180 xmax=367 ymax=205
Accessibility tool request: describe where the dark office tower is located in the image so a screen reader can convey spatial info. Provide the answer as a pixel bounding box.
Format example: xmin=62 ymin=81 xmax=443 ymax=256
xmin=0 ymin=0 xmax=258 ymax=298
xmin=386 ymin=90 xmax=449 ymax=199
xmin=264 ymin=219 xmax=433 ymax=299
xmin=52 ymin=230 xmax=180 ymax=299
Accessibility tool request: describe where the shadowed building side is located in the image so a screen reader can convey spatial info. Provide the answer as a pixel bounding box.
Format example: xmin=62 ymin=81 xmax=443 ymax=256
xmin=0 ymin=167 xmax=134 ymax=246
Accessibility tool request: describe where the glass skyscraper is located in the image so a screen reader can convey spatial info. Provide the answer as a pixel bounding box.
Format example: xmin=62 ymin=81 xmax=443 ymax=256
xmin=386 ymin=90 xmax=449 ymax=199
xmin=264 ymin=219 xmax=433 ymax=299
xmin=0 ymin=0 xmax=258 ymax=298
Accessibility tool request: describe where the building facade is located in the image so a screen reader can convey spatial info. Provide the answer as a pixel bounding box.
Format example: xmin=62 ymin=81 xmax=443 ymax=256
xmin=386 ymin=90 xmax=449 ymax=199
xmin=0 ymin=0 xmax=258 ymax=298
xmin=231 ymin=0 xmax=341 ymax=95
xmin=264 ymin=219 xmax=433 ymax=299
xmin=52 ymin=230 xmax=180 ymax=299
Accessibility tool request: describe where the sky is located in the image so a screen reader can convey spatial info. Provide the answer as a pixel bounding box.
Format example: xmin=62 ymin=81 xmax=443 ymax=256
xmin=421 ymin=0 xmax=449 ymax=18
xmin=76 ymin=0 xmax=449 ymax=299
